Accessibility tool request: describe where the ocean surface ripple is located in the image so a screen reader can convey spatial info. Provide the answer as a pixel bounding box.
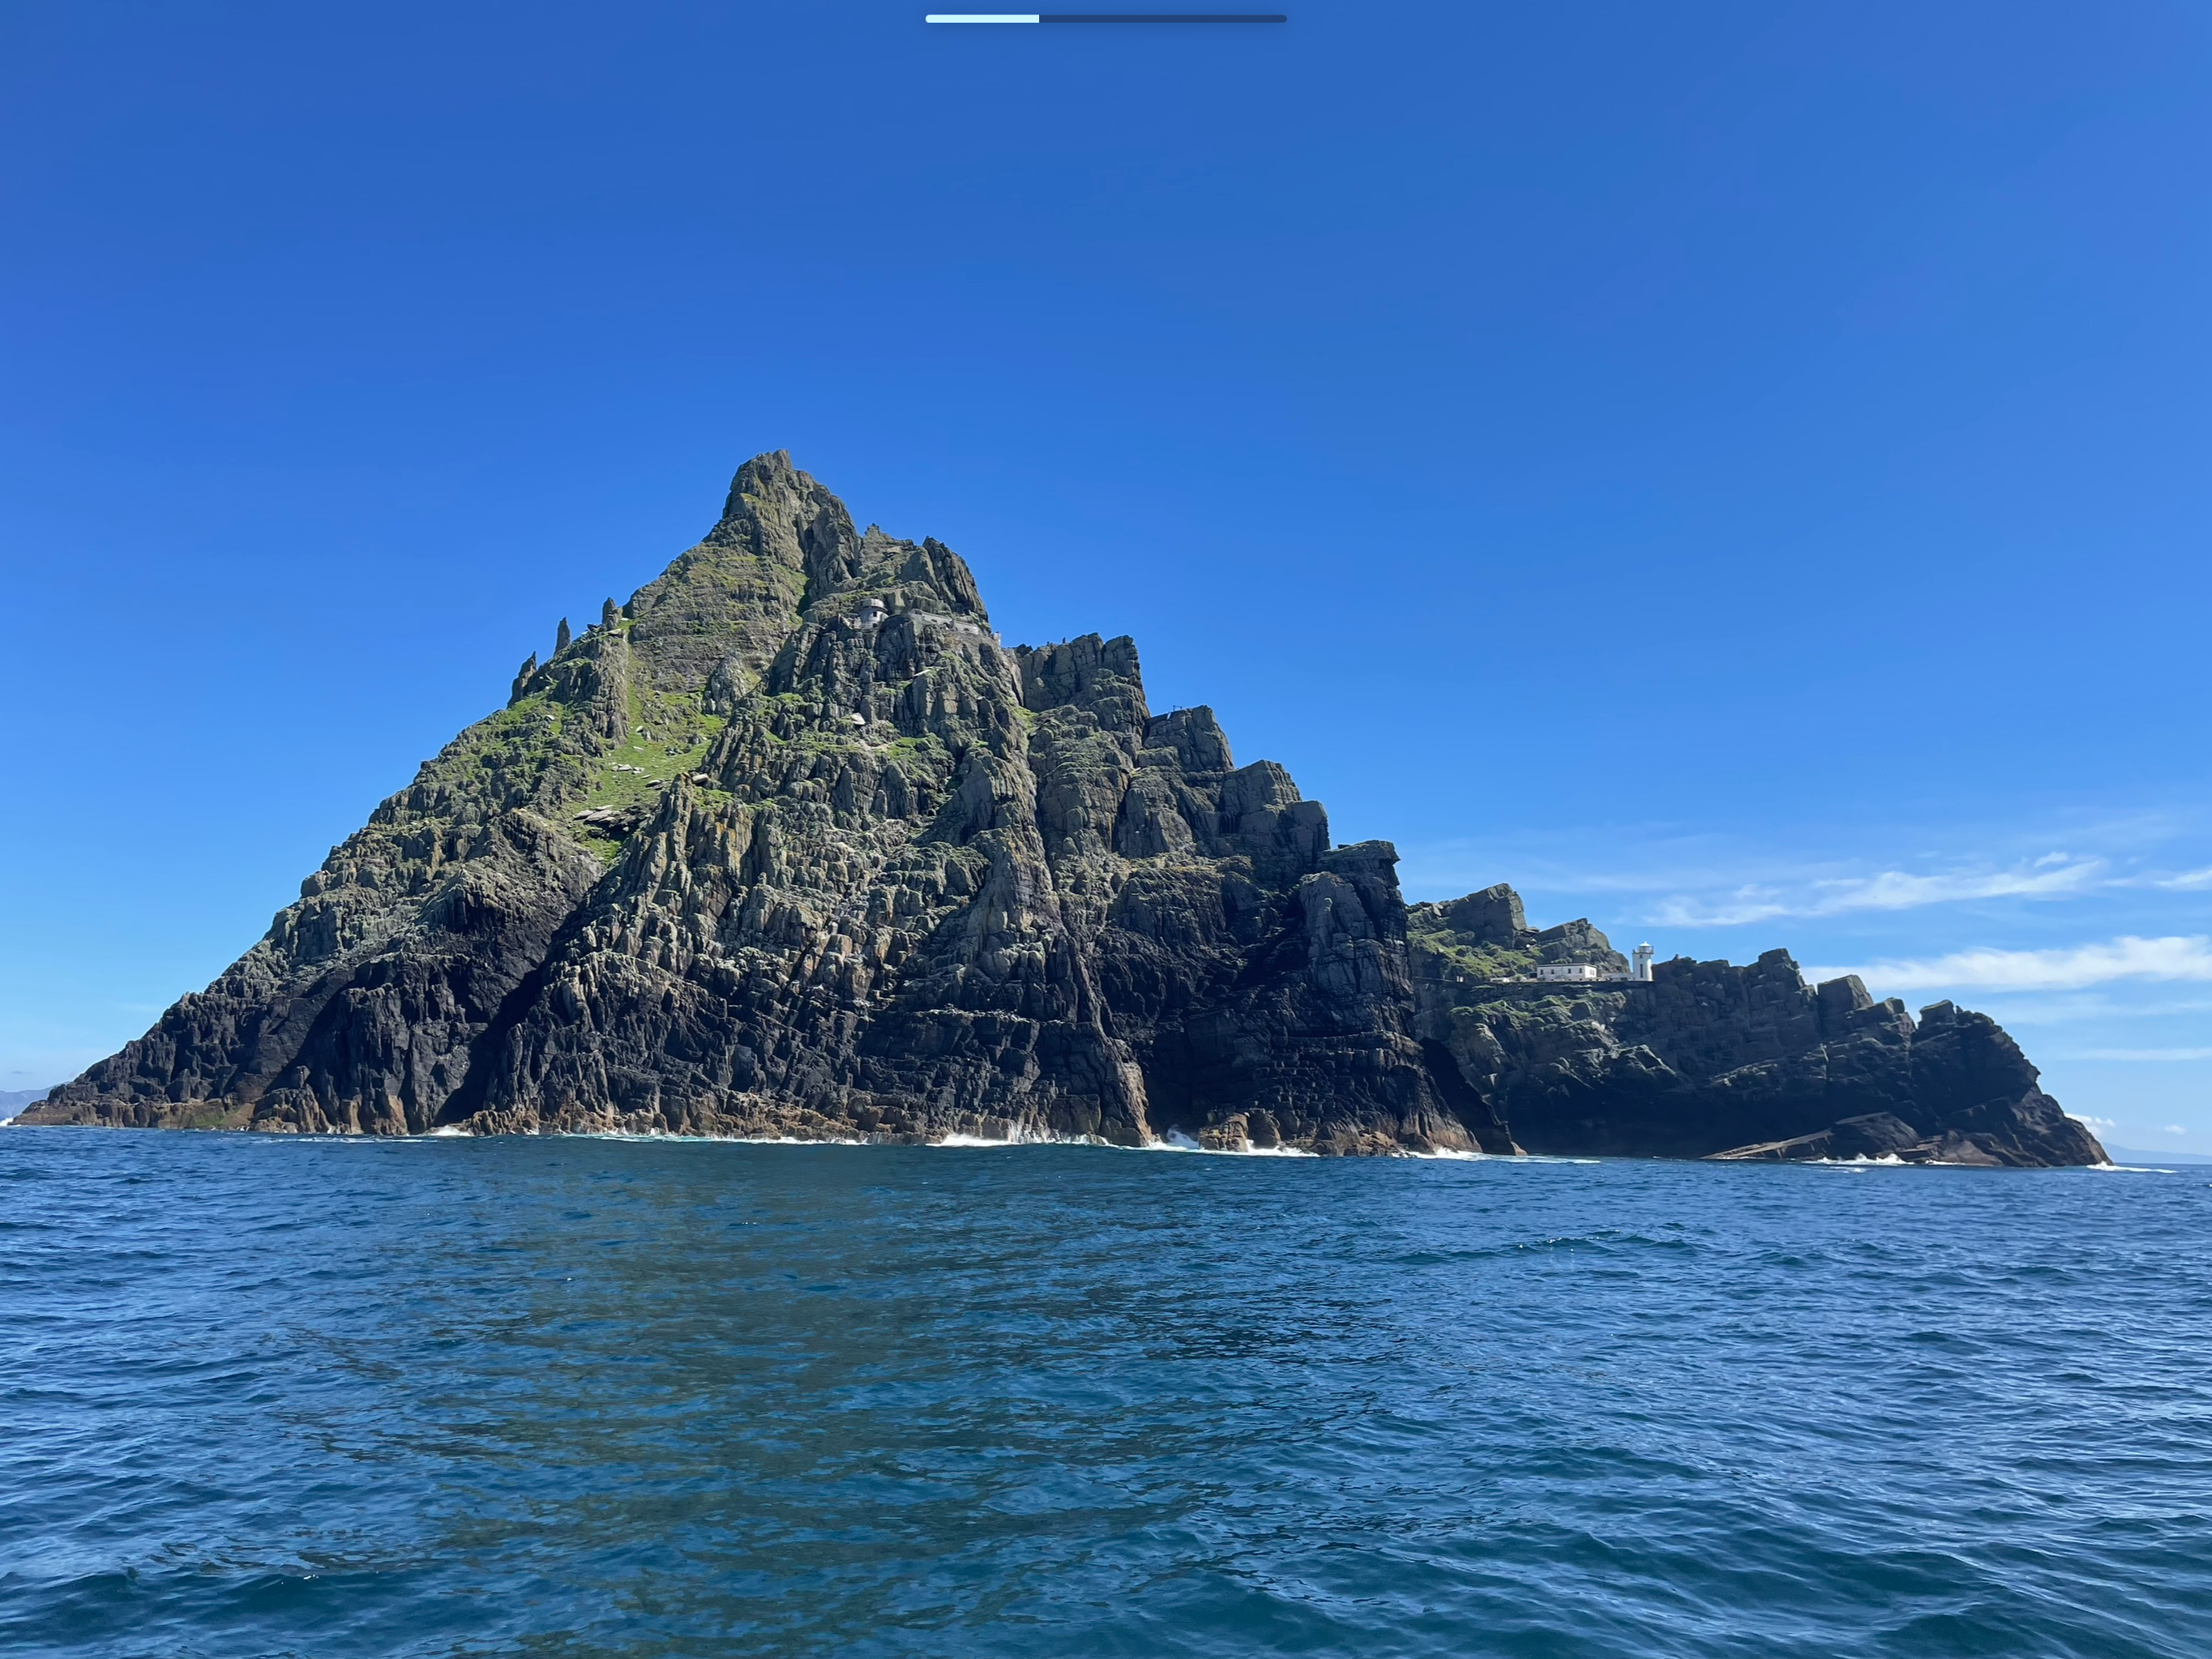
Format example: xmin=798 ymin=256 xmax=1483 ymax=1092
xmin=3 ymin=1131 xmax=2207 ymax=1658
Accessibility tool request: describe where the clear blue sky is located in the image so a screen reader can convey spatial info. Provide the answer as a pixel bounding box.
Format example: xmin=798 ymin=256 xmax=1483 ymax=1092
xmin=5 ymin=2 xmax=2209 ymax=1149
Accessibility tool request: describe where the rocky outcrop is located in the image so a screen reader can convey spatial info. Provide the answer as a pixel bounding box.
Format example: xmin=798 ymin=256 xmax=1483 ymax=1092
xmin=0 ymin=1088 xmax=52 ymax=1123
xmin=1411 ymin=900 xmax=2103 ymax=1166
xmin=19 ymin=454 xmax=2103 ymax=1166
xmin=1409 ymin=887 xmax=1628 ymax=982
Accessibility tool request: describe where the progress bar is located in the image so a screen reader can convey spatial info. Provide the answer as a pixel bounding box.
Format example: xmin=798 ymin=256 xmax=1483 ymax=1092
xmin=926 ymin=14 xmax=1287 ymax=22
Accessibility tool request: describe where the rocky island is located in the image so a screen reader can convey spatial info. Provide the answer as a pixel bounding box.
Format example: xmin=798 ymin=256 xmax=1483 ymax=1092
xmin=21 ymin=455 xmax=2105 ymax=1167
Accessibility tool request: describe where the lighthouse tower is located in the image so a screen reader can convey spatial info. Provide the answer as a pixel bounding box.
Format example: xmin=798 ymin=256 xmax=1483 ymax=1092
xmin=1632 ymin=943 xmax=1654 ymax=982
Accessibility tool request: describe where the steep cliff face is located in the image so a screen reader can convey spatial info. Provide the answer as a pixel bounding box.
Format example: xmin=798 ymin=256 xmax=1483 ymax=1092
xmin=22 ymin=454 xmax=2101 ymax=1165
xmin=26 ymin=455 xmax=1491 ymax=1155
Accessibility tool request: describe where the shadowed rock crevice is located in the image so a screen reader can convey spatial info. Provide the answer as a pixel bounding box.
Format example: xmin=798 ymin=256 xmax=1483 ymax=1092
xmin=21 ymin=455 xmax=2103 ymax=1166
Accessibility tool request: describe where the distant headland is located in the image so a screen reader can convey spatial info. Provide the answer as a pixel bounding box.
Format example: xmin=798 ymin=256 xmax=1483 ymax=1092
xmin=0 ymin=1088 xmax=53 ymax=1124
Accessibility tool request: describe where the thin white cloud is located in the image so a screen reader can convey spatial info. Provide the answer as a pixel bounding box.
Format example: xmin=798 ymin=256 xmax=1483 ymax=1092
xmin=2162 ymin=1124 xmax=2188 ymax=1135
xmin=1965 ymin=991 xmax=2212 ymax=1027
xmin=1651 ymin=857 xmax=2107 ymax=927
xmin=2060 ymin=1047 xmax=2212 ymax=1063
xmin=1812 ymin=935 xmax=2212 ymax=994
xmin=2155 ymin=866 xmax=2212 ymax=890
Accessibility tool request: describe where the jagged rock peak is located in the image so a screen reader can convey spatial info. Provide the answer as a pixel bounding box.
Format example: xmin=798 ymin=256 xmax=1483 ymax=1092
xmin=24 ymin=455 xmax=1485 ymax=1156
xmin=1408 ymin=883 xmax=1628 ymax=977
xmin=14 ymin=455 xmax=2103 ymax=1167
xmin=1429 ymin=883 xmax=1525 ymax=943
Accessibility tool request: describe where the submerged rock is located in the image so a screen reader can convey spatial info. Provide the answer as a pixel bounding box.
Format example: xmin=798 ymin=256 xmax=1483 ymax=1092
xmin=20 ymin=455 xmax=2104 ymax=1167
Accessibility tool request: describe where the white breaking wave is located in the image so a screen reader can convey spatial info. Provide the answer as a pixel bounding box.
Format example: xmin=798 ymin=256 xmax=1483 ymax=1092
xmin=498 ymin=1124 xmax=1586 ymax=1163
xmin=931 ymin=1126 xmax=1108 ymax=1148
xmin=558 ymin=1130 xmax=870 ymax=1147
xmin=1138 ymin=1131 xmax=1319 ymax=1157
xmin=2087 ymin=1161 xmax=2184 ymax=1174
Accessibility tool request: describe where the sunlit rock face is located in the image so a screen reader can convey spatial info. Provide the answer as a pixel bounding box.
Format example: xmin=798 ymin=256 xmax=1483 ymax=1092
xmin=24 ymin=455 xmax=2101 ymax=1167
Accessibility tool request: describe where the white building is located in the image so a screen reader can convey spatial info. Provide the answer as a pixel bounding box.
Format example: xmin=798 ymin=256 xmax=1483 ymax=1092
xmin=1534 ymin=963 xmax=1608 ymax=983
xmin=1632 ymin=943 xmax=1654 ymax=981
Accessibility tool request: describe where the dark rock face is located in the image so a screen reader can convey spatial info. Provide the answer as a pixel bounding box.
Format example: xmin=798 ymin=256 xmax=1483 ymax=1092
xmin=26 ymin=455 xmax=1484 ymax=1155
xmin=1414 ymin=919 xmax=2106 ymax=1166
xmin=20 ymin=454 xmax=2103 ymax=1167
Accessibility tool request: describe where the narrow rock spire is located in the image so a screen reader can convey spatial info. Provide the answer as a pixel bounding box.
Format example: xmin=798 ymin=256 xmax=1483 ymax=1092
xmin=556 ymin=618 xmax=572 ymax=654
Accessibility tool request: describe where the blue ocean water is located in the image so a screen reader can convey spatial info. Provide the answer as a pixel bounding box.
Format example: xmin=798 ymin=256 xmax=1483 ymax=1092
xmin=2 ymin=1131 xmax=2207 ymax=1659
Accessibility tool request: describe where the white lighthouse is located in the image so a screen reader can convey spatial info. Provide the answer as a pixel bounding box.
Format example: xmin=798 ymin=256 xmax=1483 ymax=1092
xmin=1632 ymin=943 xmax=1654 ymax=981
